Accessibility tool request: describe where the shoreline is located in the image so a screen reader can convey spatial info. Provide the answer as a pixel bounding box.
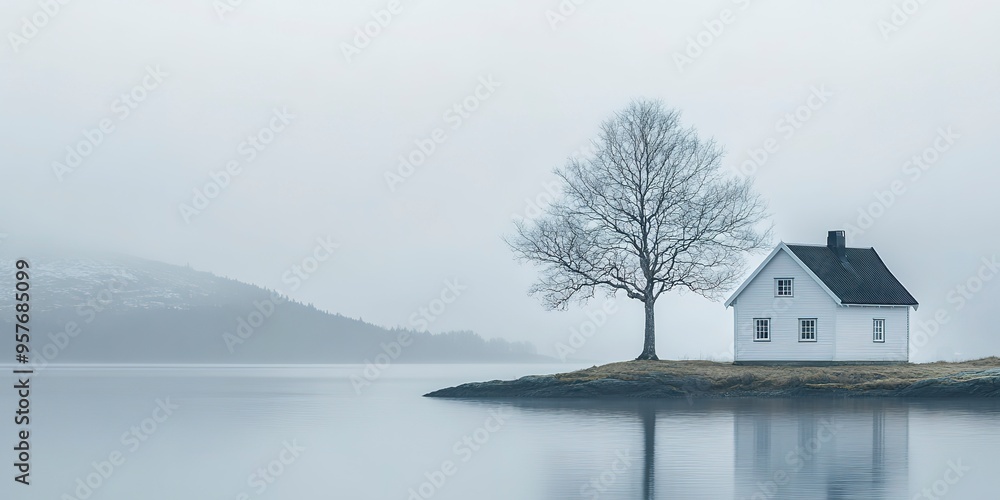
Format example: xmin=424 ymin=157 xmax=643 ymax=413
xmin=424 ymin=358 xmax=1000 ymax=399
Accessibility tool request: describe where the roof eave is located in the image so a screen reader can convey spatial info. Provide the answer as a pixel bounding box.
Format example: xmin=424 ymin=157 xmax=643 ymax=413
xmin=723 ymin=244 xmax=784 ymax=308
xmin=842 ymin=302 xmax=920 ymax=311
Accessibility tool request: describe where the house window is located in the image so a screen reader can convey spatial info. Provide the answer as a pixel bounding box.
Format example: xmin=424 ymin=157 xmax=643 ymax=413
xmin=799 ymin=318 xmax=817 ymax=342
xmin=873 ymin=319 xmax=885 ymax=343
xmin=775 ymin=278 xmax=794 ymax=297
xmin=753 ymin=318 xmax=770 ymax=342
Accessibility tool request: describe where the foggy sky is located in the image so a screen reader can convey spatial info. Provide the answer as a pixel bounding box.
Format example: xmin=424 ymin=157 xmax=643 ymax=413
xmin=2 ymin=0 xmax=998 ymax=362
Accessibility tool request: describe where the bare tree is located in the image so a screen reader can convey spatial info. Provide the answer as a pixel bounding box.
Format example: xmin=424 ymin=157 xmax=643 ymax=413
xmin=507 ymin=100 xmax=771 ymax=360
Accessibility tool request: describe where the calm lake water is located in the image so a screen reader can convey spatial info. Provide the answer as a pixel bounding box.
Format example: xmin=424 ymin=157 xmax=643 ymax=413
xmin=4 ymin=364 xmax=1000 ymax=499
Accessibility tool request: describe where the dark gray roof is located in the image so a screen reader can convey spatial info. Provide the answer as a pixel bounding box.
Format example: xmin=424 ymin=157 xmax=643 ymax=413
xmin=785 ymin=244 xmax=918 ymax=306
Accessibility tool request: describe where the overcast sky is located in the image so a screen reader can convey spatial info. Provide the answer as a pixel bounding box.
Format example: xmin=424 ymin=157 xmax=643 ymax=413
xmin=1 ymin=0 xmax=998 ymax=363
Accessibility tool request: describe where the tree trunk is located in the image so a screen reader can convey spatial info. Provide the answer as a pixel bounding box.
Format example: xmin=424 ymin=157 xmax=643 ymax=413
xmin=636 ymin=299 xmax=658 ymax=360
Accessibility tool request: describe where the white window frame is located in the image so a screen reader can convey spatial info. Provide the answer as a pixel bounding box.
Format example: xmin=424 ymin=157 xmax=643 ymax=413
xmin=799 ymin=318 xmax=817 ymax=342
xmin=873 ymin=319 xmax=885 ymax=343
xmin=753 ymin=318 xmax=771 ymax=342
xmin=775 ymin=278 xmax=794 ymax=297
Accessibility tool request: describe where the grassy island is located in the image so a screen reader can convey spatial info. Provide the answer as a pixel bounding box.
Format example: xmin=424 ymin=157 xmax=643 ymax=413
xmin=425 ymin=358 xmax=1000 ymax=399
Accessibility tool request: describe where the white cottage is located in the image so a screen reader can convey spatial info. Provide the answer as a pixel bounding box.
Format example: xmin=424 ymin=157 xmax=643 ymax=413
xmin=725 ymin=230 xmax=918 ymax=364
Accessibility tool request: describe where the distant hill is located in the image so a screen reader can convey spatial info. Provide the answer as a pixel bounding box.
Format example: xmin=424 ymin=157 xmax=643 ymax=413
xmin=0 ymin=255 xmax=547 ymax=364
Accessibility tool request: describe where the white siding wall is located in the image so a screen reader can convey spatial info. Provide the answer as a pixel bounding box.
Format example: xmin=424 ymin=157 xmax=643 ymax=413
xmin=834 ymin=305 xmax=909 ymax=362
xmin=733 ymin=250 xmax=838 ymax=362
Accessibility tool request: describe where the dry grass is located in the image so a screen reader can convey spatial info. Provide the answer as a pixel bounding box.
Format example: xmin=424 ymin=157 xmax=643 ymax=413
xmin=554 ymin=358 xmax=1000 ymax=392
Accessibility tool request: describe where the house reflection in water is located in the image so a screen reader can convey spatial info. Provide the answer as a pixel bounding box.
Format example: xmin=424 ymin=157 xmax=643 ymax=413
xmin=526 ymin=398 xmax=910 ymax=499
xmin=734 ymin=400 xmax=909 ymax=499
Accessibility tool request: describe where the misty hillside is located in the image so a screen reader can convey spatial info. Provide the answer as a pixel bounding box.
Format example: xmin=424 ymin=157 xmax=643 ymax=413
xmin=0 ymin=256 xmax=546 ymax=364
